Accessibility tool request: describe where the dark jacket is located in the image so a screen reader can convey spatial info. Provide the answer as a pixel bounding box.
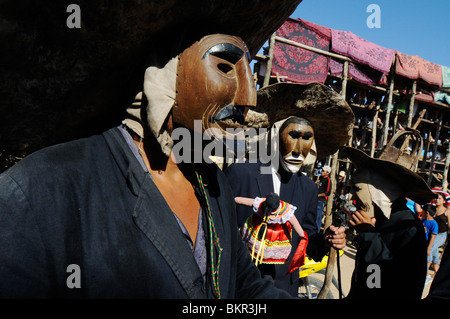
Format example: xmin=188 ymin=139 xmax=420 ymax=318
xmin=0 ymin=127 xmax=291 ymax=299
xmin=224 ymin=162 xmax=328 ymax=296
xmin=427 ymin=239 xmax=450 ymax=299
xmin=347 ymin=199 xmax=427 ymax=299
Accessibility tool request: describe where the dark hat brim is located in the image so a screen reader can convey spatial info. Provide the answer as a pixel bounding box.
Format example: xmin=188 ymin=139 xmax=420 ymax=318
xmin=342 ymin=146 xmax=435 ymax=205
xmin=1 ymin=0 xmax=302 ymax=168
xmin=249 ymin=82 xmax=355 ymax=160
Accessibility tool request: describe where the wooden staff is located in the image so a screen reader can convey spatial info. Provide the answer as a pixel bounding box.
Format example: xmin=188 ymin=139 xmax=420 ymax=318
xmin=317 ymin=247 xmax=337 ymax=299
xmin=318 ymin=151 xmax=340 ymax=299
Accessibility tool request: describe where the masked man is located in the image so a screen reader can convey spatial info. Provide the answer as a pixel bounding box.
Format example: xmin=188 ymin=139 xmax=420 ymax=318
xmin=224 ymin=82 xmax=354 ymax=296
xmin=343 ymin=147 xmax=436 ymax=299
xmin=0 ymin=24 xmax=297 ymax=298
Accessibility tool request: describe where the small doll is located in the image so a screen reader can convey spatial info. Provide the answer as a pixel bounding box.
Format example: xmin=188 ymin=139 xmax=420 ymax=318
xmin=237 ymin=193 xmax=308 ymax=273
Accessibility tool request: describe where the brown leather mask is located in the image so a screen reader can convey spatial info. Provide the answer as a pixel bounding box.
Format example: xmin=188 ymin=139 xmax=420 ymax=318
xmin=173 ymin=34 xmax=256 ymax=135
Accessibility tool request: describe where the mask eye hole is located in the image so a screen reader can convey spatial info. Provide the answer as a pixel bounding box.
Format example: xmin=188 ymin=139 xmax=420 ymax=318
xmin=203 ymin=43 xmax=244 ymax=65
xmin=288 ymin=130 xmax=313 ymax=140
xmin=217 ymin=63 xmax=233 ymax=74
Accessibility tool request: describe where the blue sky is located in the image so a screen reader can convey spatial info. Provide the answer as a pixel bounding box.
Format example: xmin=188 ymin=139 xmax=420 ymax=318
xmin=289 ymin=0 xmax=449 ymax=67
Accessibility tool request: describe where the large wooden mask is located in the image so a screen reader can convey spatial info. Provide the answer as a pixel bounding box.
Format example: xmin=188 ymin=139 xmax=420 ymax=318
xmin=173 ymin=34 xmax=256 ymax=136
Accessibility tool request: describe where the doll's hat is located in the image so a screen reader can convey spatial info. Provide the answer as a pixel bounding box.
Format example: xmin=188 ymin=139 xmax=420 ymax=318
xmin=245 ymin=82 xmax=355 ymax=160
xmin=342 ymin=146 xmax=435 ymax=205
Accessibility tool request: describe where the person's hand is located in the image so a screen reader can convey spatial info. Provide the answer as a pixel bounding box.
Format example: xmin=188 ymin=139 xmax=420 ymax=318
xmin=324 ymin=225 xmax=346 ymax=250
xmin=349 ymin=210 xmax=376 ymax=233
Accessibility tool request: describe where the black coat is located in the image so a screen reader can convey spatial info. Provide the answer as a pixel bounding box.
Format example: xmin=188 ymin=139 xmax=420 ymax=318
xmin=428 ymin=238 xmax=450 ymax=299
xmin=347 ymin=200 xmax=427 ymax=299
xmin=0 ymin=127 xmax=291 ymax=299
xmin=224 ymin=162 xmax=328 ymax=296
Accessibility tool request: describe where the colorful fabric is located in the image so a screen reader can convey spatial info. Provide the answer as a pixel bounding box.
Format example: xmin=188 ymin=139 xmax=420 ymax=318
xmin=252 ymin=197 xmax=294 ymax=224
xmin=240 ymin=198 xmax=307 ymax=272
xmin=286 ymin=232 xmax=308 ymax=274
xmin=242 ymin=213 xmax=294 ymax=264
xmin=271 ymin=18 xmax=331 ymax=84
xmin=435 ymin=91 xmax=450 ymax=105
xmin=331 ymin=30 xmax=395 ymax=75
xmin=443 ymin=65 xmax=450 ymax=88
xmin=329 ymin=58 xmax=387 ymax=85
xmin=395 ymin=51 xmax=443 ymax=86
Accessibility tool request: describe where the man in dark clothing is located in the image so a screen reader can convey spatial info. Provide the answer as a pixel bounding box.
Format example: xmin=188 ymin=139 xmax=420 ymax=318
xmin=0 ymin=13 xmax=297 ymax=298
xmin=225 ymin=82 xmax=355 ymax=296
xmin=0 ymin=127 xmax=290 ymax=298
xmin=343 ymin=147 xmax=436 ymax=299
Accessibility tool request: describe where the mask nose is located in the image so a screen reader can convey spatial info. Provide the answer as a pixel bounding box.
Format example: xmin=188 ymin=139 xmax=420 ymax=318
xmin=232 ymin=58 xmax=257 ymax=108
xmin=292 ymin=138 xmax=304 ymax=157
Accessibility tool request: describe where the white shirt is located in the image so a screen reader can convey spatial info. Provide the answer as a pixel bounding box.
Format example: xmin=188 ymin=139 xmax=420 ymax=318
xmin=271 ymin=165 xmax=281 ymax=195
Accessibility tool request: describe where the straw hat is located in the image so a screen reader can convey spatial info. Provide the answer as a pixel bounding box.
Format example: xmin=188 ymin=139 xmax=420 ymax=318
xmin=245 ymin=82 xmax=355 ymax=160
xmin=342 ymin=146 xmax=435 ymax=205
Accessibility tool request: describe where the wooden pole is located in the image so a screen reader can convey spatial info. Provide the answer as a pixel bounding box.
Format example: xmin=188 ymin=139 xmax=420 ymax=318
xmin=407 ymin=80 xmax=417 ymax=127
xmin=443 ymin=142 xmax=450 ymax=192
xmin=428 ymin=112 xmax=443 ymax=185
xmin=370 ymin=104 xmax=381 ymax=157
xmin=319 ymin=159 xmax=338 ymax=300
xmin=341 ymin=61 xmax=349 ymax=100
xmin=382 ymin=73 xmax=395 ymax=146
xmin=325 ymin=151 xmax=339 ymax=229
xmin=421 ymin=126 xmax=433 ymax=171
xmin=275 ymin=36 xmax=353 ymax=62
xmin=263 ymin=33 xmax=276 ymax=87
xmin=318 ymin=62 xmax=347 ymax=298
xmin=341 ymin=61 xmax=353 ymax=175
xmin=392 ymin=106 xmax=399 ymax=136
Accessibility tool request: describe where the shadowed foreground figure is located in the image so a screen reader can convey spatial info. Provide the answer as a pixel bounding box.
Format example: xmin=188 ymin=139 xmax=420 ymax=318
xmin=0 ymin=21 xmax=297 ymax=298
xmin=343 ymin=147 xmax=436 ymax=299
